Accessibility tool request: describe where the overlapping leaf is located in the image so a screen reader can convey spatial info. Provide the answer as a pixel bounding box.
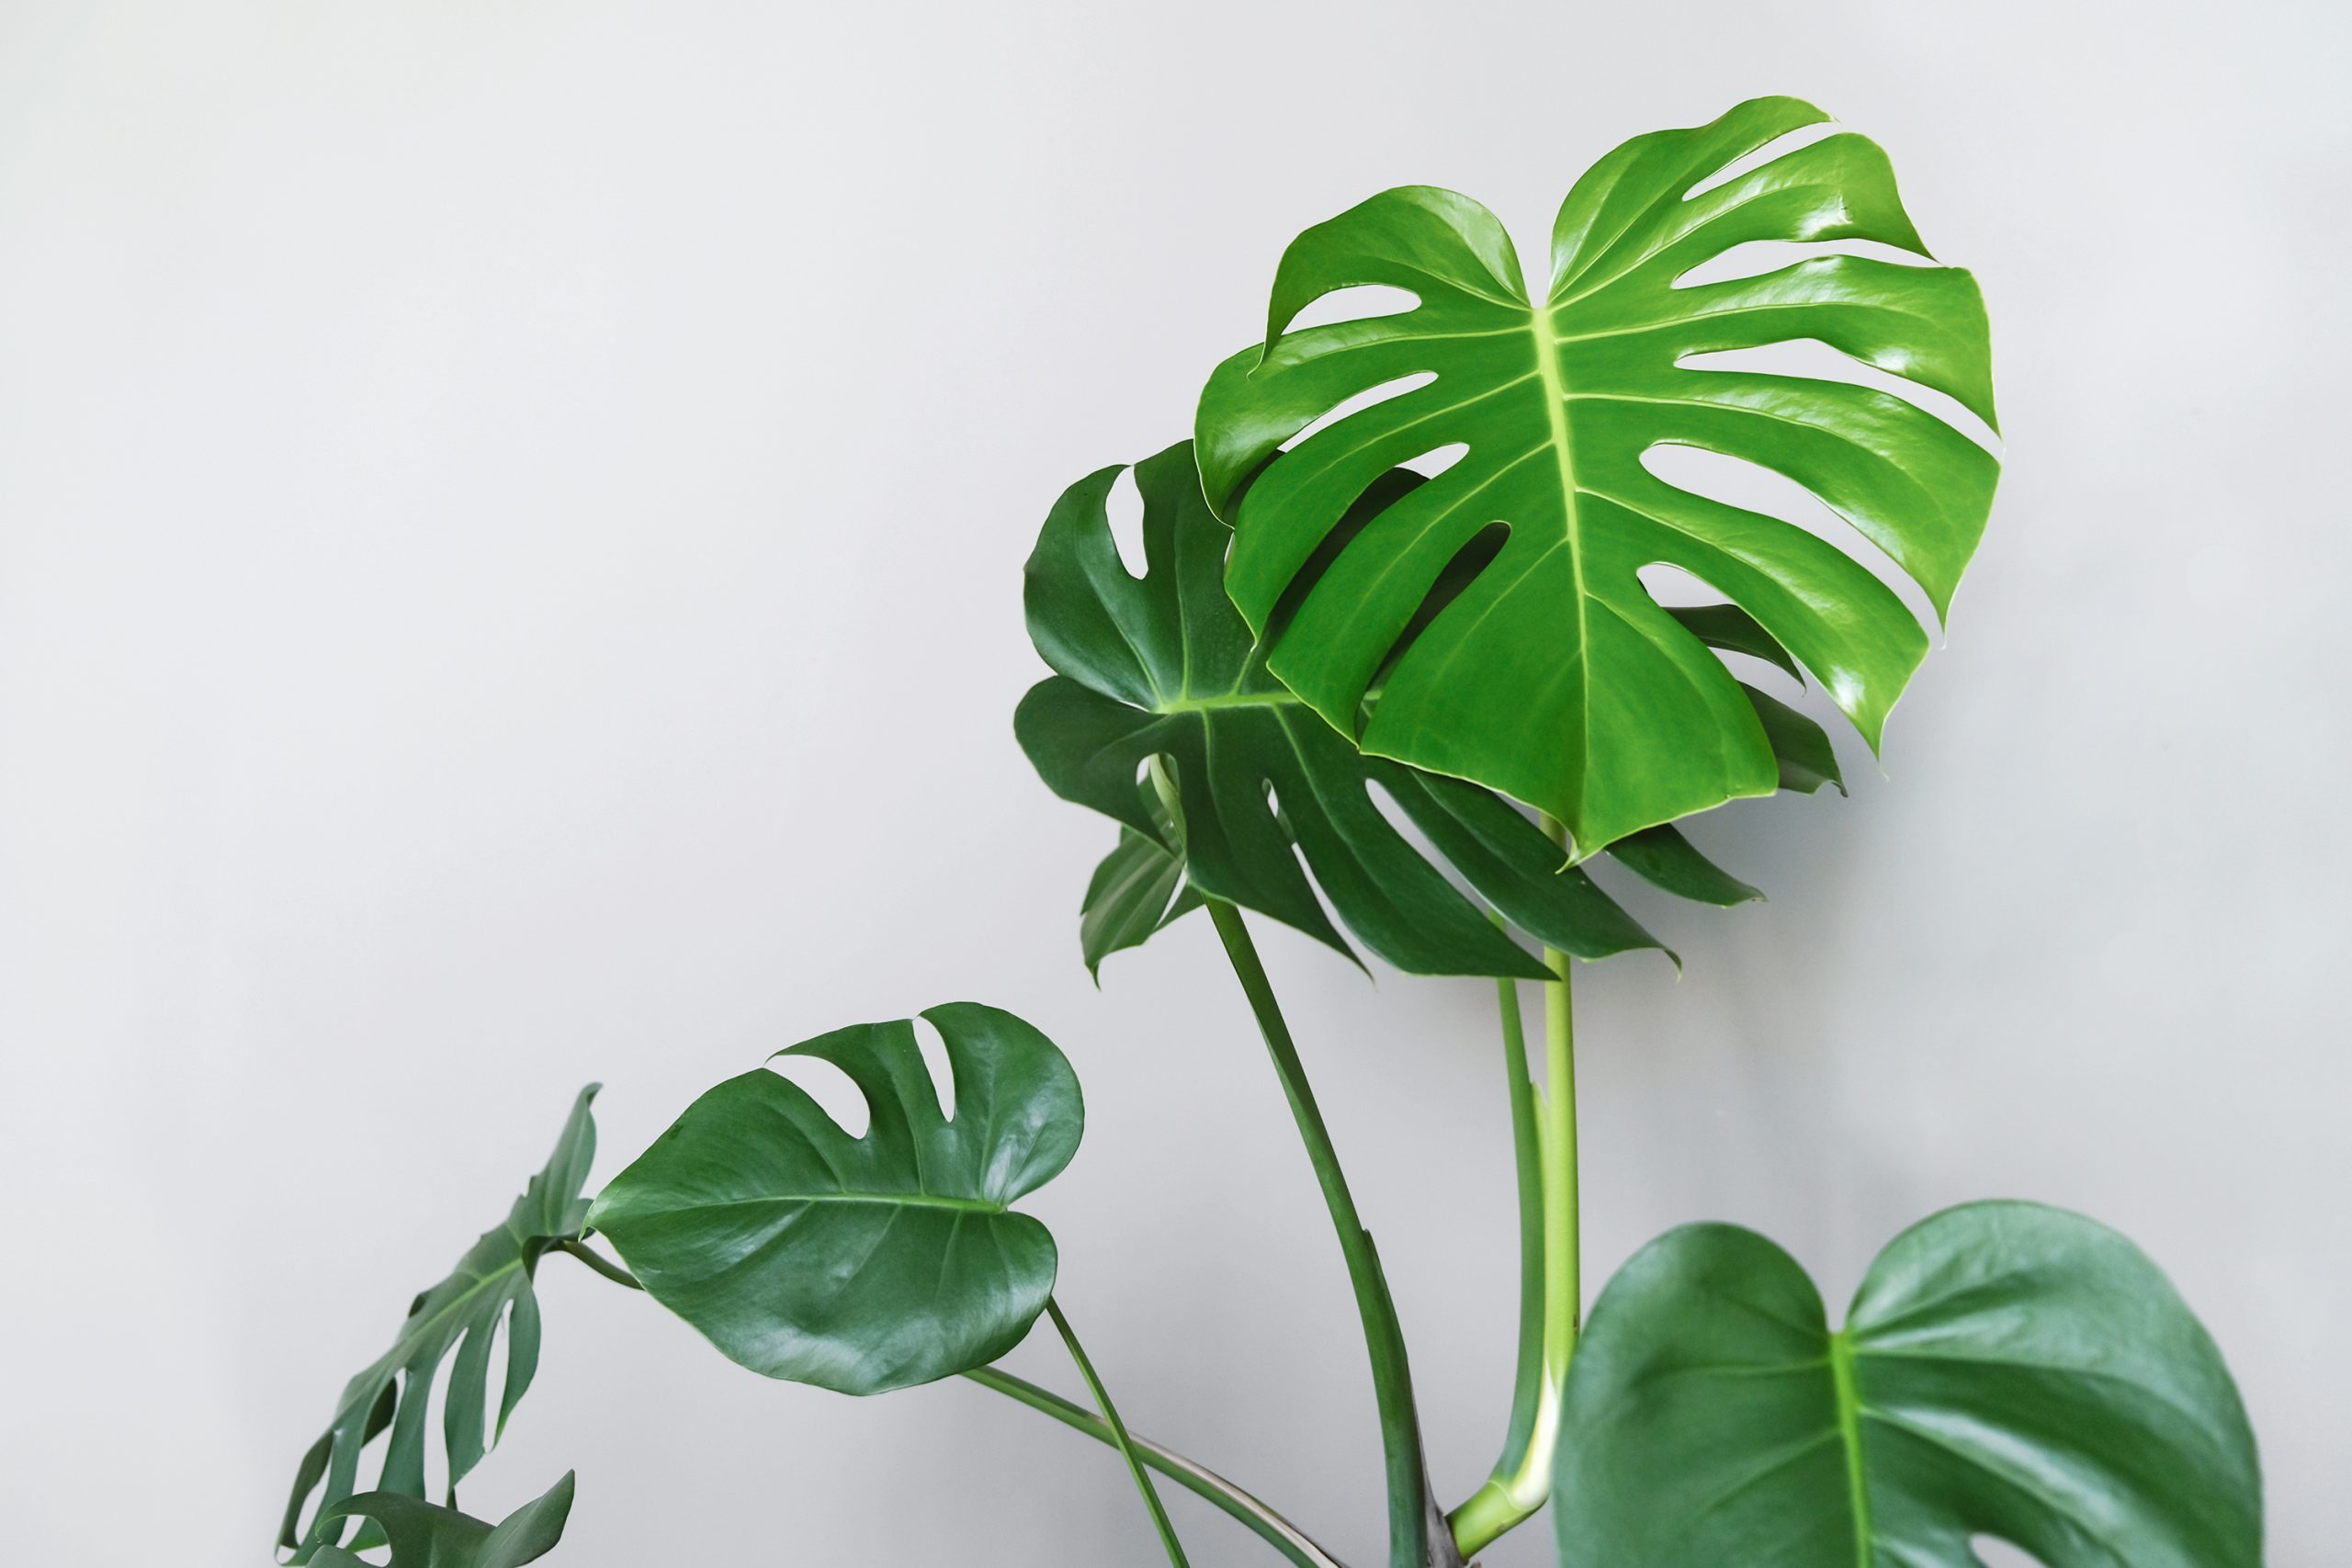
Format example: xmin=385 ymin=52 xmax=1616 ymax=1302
xmin=586 ymin=1003 xmax=1082 ymax=1396
xmin=283 ymin=1088 xmax=600 ymax=1564
xmin=1021 ymin=441 xmax=1822 ymax=979
xmin=1555 ymin=1202 xmax=2262 ymax=1567
xmin=1196 ymin=95 xmax=1997 ymax=856
xmin=310 ymin=1472 xmax=575 ymax=1568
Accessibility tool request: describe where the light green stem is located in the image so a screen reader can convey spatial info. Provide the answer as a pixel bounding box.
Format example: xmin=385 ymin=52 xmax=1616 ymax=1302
xmin=1447 ymin=818 xmax=1582 ymax=1560
xmin=1047 ymin=1296 xmax=1191 ymax=1568
xmin=962 ymin=1365 xmax=1348 ymax=1568
xmin=1205 ymin=897 xmax=1442 ymax=1568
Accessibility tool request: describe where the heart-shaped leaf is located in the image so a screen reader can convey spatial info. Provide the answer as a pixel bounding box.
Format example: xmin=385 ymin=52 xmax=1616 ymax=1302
xmin=585 ymin=1002 xmax=1082 ymax=1395
xmin=1555 ymin=1202 xmax=2261 ymax=1568
xmin=1196 ymin=96 xmax=1997 ymax=856
xmin=282 ymin=1087 xmax=600 ymax=1564
xmin=310 ymin=1472 xmax=575 ymax=1568
xmin=1022 ymin=442 xmax=1800 ymax=979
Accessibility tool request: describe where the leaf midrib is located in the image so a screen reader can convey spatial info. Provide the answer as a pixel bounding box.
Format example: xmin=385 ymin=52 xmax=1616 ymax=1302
xmin=1827 ymin=1329 xmax=1874 ymax=1568
xmin=1157 ymin=690 xmax=1306 ymax=715
xmin=331 ymin=1255 xmax=525 ymax=1432
xmin=1525 ymin=296 xmax=1591 ymax=818
xmin=635 ymin=1190 xmax=1009 ymax=1215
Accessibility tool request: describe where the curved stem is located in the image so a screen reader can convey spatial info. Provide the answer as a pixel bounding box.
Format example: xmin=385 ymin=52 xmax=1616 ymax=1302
xmin=1449 ymin=972 xmax=1552 ymax=1553
xmin=1206 ymin=897 xmax=1445 ymax=1568
xmin=563 ymin=1237 xmax=1295 ymax=1563
xmin=1046 ymin=1296 xmax=1191 ymax=1567
xmin=559 ymin=1237 xmax=644 ymax=1290
xmin=1447 ymin=818 xmax=1582 ymax=1560
xmin=962 ymin=1366 xmax=1348 ymax=1568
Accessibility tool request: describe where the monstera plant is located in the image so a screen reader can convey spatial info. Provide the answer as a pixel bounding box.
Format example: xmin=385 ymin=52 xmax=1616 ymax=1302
xmin=278 ymin=98 xmax=2262 ymax=1568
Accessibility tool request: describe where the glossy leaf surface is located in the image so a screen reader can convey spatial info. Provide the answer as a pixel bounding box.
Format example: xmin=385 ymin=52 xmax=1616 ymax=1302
xmin=586 ymin=1003 xmax=1081 ymax=1395
xmin=282 ymin=1088 xmax=600 ymax=1564
xmin=1555 ymin=1202 xmax=2262 ymax=1568
xmin=1021 ymin=441 xmax=1771 ymax=979
xmin=1196 ymin=96 xmax=1997 ymax=855
xmin=310 ymin=1472 xmax=575 ymax=1568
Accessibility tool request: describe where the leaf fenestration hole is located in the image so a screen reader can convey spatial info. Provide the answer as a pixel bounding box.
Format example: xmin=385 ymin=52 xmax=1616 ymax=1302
xmin=1284 ymin=283 xmax=1419 ymax=332
xmin=1403 ymin=441 xmax=1468 ymax=479
xmin=911 ymin=1014 xmax=957 ymax=1123
xmin=1278 ymin=372 xmax=1435 ymax=454
xmin=1363 ymin=779 xmax=1483 ymax=905
xmin=1370 ymin=518 xmax=1510 ymax=695
xmin=1638 ymin=443 xmax=1942 ymax=636
xmin=413 ymin=1347 xmax=464 ymax=1506
xmin=1971 ymin=1536 xmax=2052 ymax=1568
xmin=1676 ymin=338 xmax=2000 ymax=456
xmin=1671 ymin=235 xmax=1936 ymax=289
xmin=1634 ymin=564 xmax=1804 ymax=697
xmin=765 ymin=1055 xmax=873 ymax=1139
xmin=1103 ymin=464 xmax=1148 ymax=579
xmin=1680 ymin=121 xmax=1842 ymax=202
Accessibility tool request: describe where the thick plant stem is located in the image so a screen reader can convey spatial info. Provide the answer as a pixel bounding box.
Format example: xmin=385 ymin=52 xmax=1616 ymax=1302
xmin=962 ymin=1365 xmax=1349 ymax=1568
xmin=1447 ymin=821 xmax=1582 ymax=1560
xmin=1046 ymin=1296 xmax=1192 ymax=1568
xmin=1205 ymin=897 xmax=1443 ymax=1568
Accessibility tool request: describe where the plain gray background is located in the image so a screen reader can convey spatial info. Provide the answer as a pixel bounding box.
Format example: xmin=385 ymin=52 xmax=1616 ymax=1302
xmin=3 ymin=2 xmax=2345 ymax=1562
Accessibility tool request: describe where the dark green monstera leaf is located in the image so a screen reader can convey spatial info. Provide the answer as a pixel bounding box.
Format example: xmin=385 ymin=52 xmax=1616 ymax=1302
xmin=1196 ymin=96 xmax=1996 ymax=857
xmin=309 ymin=1472 xmax=575 ymax=1568
xmin=1021 ymin=442 xmax=1812 ymax=979
xmin=1555 ymin=1202 xmax=2262 ymax=1568
xmin=586 ymin=1003 xmax=1081 ymax=1396
xmin=283 ymin=1088 xmax=600 ymax=1564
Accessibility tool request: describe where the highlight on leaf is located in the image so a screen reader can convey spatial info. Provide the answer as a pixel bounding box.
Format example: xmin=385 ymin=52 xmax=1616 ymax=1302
xmin=280 ymin=1087 xmax=601 ymax=1565
xmin=1194 ymin=95 xmax=1999 ymax=859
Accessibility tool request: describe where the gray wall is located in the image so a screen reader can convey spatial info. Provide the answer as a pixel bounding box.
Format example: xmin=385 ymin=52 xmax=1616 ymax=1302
xmin=3 ymin=3 xmax=2343 ymax=1562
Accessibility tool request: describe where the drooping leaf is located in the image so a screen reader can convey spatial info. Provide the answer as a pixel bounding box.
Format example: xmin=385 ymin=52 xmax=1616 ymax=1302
xmin=1554 ymin=1202 xmax=2262 ymax=1568
xmin=1080 ymin=791 xmax=1205 ymax=980
xmin=1022 ymin=443 xmax=1804 ymax=977
xmin=1747 ymin=682 xmax=1845 ymax=795
xmin=1600 ymin=821 xmax=1760 ymax=907
xmin=1195 ymin=95 xmax=1998 ymax=857
xmin=283 ymin=1088 xmax=600 ymax=1564
xmin=309 ymin=1472 xmax=575 ymax=1568
xmin=585 ymin=1002 xmax=1082 ymax=1396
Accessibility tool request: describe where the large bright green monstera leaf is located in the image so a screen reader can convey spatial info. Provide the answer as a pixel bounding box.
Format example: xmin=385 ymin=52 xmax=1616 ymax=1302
xmin=1019 ymin=441 xmax=1834 ymax=980
xmin=1555 ymin=1202 xmax=2262 ymax=1568
xmin=1195 ymin=96 xmax=1998 ymax=856
xmin=309 ymin=1472 xmax=575 ymax=1568
xmin=586 ymin=1003 xmax=1081 ymax=1396
xmin=283 ymin=1088 xmax=600 ymax=1565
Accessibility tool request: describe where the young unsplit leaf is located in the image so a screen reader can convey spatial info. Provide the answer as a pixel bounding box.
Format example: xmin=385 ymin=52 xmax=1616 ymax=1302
xmin=309 ymin=1472 xmax=576 ymax=1568
xmin=1555 ymin=1202 xmax=2262 ymax=1568
xmin=282 ymin=1087 xmax=600 ymax=1565
xmin=1023 ymin=442 xmax=1804 ymax=979
xmin=1195 ymin=96 xmax=1998 ymax=858
xmin=585 ymin=1003 xmax=1082 ymax=1395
